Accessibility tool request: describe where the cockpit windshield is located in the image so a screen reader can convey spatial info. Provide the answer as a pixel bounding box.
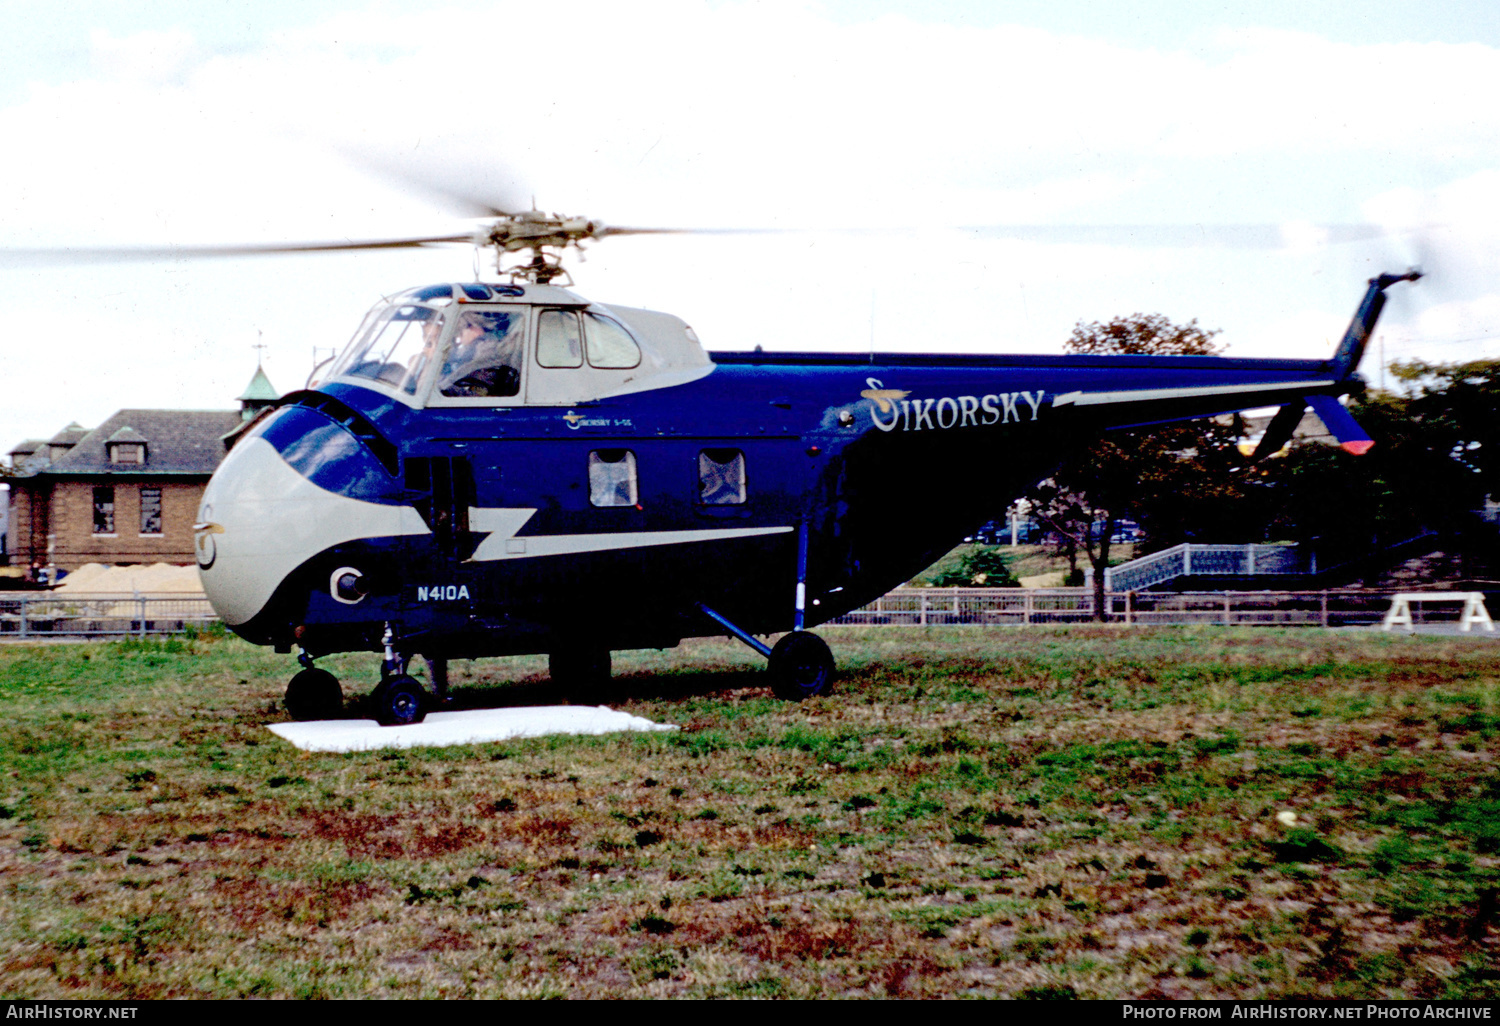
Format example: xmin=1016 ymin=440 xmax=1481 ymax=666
xmin=330 ymin=302 xmax=450 ymax=393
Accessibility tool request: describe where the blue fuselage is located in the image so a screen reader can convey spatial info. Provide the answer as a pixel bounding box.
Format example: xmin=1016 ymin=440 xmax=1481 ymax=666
xmin=198 ymin=346 xmax=1347 ymax=661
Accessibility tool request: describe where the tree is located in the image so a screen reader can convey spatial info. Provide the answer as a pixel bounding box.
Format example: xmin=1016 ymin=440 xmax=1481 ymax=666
xmin=1390 ymin=359 xmax=1500 ymax=488
xmin=1260 ymin=362 xmax=1500 ymax=578
xmin=1026 ymin=313 xmax=1236 ymax=618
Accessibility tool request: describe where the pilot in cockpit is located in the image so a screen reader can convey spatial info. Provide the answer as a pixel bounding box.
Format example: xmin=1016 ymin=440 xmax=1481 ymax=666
xmin=440 ymin=310 xmax=523 ymax=398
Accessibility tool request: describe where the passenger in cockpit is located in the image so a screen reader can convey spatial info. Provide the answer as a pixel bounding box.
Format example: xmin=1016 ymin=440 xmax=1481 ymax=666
xmin=401 ymin=314 xmax=445 ymax=393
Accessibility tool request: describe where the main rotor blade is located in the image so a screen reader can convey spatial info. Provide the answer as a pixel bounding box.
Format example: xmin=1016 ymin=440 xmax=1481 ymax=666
xmin=594 ymin=225 xmax=782 ymax=238
xmin=0 ymin=233 xmax=478 ymax=265
xmin=957 ymin=223 xmax=1390 ymax=248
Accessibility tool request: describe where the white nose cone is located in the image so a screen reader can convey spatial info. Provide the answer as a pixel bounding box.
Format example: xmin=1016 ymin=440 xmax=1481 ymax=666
xmin=195 ymin=437 xmax=429 ymax=626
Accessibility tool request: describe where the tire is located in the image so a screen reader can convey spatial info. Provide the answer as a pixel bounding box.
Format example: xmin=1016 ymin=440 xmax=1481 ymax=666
xmin=370 ymin=674 xmax=428 ymax=726
xmin=768 ymin=631 xmax=836 ymax=700
xmin=549 ymin=648 xmax=612 ymax=703
xmin=284 ymin=668 xmax=343 ymax=721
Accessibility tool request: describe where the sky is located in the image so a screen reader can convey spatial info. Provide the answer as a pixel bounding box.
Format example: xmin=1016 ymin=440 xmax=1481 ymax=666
xmin=1 ymin=0 xmax=1498 ymax=454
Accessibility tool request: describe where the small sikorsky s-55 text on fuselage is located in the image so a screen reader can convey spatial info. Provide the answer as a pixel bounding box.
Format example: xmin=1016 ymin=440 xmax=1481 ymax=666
xmin=188 ymin=234 xmax=1418 ymax=725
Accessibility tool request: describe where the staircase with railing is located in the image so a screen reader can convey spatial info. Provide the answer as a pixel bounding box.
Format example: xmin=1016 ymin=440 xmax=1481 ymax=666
xmin=1087 ymin=543 xmax=1310 ymax=592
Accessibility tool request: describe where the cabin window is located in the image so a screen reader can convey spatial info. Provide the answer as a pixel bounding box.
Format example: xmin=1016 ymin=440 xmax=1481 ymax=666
xmin=93 ymin=487 xmax=115 ymax=535
xmin=139 ymin=488 xmax=163 ymax=536
xmin=698 ymin=449 xmax=746 ymax=505
xmin=537 ymin=310 xmax=583 ymax=368
xmin=584 ymin=313 xmax=641 ymax=369
xmin=588 ymin=450 xmax=638 ymax=507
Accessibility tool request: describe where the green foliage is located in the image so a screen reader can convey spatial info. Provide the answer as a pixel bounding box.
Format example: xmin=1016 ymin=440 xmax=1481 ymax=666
xmin=929 ymin=545 xmax=1018 ymax=587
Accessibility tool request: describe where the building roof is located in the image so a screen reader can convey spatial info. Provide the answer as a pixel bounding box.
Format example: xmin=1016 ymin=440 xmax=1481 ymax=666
xmin=8 ymin=439 xmax=45 ymax=457
xmin=38 ymin=410 xmax=240 ymax=476
xmin=47 ymin=422 xmax=88 ymax=447
xmin=237 ymin=365 xmax=280 ymax=403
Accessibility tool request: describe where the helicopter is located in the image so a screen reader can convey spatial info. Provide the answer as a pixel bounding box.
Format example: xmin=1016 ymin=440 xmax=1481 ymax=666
xmin=18 ymin=200 xmax=1419 ymax=725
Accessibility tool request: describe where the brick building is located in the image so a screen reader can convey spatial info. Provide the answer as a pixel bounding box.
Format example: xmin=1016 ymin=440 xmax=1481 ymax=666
xmin=5 ymin=367 xmax=280 ymax=573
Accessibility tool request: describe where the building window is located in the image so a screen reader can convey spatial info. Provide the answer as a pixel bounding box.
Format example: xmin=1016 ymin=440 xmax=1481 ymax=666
xmin=93 ymin=487 xmax=115 ymax=534
xmin=139 ymin=488 xmax=163 ymax=535
xmin=110 ymin=443 xmax=144 ymax=465
xmin=588 ymin=450 xmax=638 ymax=507
xmin=698 ymin=449 xmax=747 ymax=505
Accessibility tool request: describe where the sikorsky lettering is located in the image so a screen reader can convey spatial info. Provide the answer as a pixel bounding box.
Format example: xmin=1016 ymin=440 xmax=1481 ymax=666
xmin=417 ymin=585 xmax=471 ymax=602
xmin=864 ymin=378 xmax=1045 ymax=433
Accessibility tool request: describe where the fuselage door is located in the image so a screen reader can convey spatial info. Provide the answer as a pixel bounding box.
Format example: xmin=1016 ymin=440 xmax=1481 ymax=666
xmin=403 ymin=454 xmax=476 ymax=563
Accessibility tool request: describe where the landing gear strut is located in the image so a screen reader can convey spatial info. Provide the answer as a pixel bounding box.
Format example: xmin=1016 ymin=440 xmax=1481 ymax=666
xmin=693 ymin=516 xmax=837 ymax=700
xmin=696 ymin=602 xmax=836 ymax=701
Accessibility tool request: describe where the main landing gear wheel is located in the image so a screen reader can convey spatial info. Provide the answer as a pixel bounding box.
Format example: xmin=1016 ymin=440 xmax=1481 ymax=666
xmin=769 ymin=631 xmax=835 ymax=700
xmin=284 ymin=668 xmax=343 ymax=721
xmin=370 ymin=674 xmax=428 ymax=726
xmin=549 ymin=648 xmax=612 ymax=703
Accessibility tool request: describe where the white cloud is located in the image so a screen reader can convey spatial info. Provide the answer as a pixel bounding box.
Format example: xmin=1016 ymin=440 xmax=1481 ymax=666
xmin=2 ymin=1 xmax=1500 ymax=451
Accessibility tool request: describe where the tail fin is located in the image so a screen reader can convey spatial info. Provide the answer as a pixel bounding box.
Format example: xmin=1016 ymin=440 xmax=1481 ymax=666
xmin=1329 ymin=269 xmax=1422 ymax=380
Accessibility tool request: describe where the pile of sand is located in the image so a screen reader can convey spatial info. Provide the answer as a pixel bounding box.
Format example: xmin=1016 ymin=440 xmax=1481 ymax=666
xmin=53 ymin=563 xmax=204 ymax=595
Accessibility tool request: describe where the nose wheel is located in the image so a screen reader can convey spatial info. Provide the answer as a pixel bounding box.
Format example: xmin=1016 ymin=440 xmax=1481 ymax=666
xmin=369 ymin=674 xmax=428 ymax=726
xmin=284 ymin=667 xmax=344 ymax=721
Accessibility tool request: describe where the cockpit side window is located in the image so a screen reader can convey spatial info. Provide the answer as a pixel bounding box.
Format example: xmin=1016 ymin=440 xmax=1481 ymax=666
xmin=439 ymin=309 xmax=527 ymax=398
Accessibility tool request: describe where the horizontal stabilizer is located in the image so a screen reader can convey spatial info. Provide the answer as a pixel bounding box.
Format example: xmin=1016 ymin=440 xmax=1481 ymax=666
xmin=1305 ymin=394 xmax=1374 ymax=455
xmin=1250 ymin=401 xmax=1308 ymax=461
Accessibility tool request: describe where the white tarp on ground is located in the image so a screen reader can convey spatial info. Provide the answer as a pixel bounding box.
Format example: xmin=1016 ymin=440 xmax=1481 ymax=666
xmin=267 ymin=705 xmax=679 ymax=753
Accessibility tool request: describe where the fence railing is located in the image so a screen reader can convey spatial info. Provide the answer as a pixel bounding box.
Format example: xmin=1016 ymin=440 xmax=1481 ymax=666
xmin=1088 ymin=543 xmax=1309 ymax=592
xmin=0 ymin=588 xmax=1485 ymax=639
xmin=0 ymin=594 xmax=218 ymax=639
xmin=826 ymin=588 xmax=1449 ymax=628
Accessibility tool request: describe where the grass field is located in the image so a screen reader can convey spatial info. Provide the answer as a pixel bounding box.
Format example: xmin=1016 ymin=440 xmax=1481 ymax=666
xmin=2 ymin=625 xmax=1500 ymax=999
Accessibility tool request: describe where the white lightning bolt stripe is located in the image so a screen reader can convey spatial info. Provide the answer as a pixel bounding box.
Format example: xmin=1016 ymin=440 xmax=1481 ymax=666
xmin=467 ymin=507 xmax=793 ymax=562
xmin=1051 ymin=379 xmax=1335 ymax=407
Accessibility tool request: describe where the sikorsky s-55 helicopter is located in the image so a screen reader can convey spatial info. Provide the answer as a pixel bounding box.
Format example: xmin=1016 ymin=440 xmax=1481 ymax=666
xmin=26 ymin=201 xmax=1420 ymax=725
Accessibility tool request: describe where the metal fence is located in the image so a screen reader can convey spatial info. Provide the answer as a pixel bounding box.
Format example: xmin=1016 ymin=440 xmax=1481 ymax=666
xmin=826 ymin=587 xmax=1437 ymax=628
xmin=0 ymin=587 xmax=1481 ymax=639
xmin=0 ymin=594 xmax=218 ymax=639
